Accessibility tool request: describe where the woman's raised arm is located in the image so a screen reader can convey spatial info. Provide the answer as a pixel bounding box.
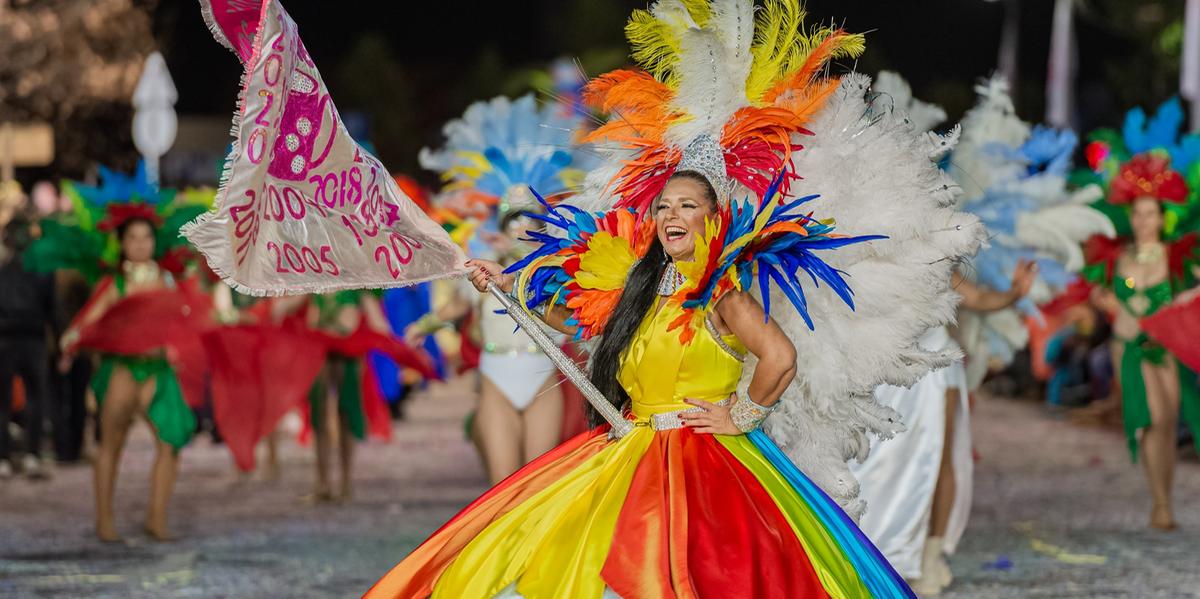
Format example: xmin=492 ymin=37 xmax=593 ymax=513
xmin=465 ymin=259 xmax=579 ymax=337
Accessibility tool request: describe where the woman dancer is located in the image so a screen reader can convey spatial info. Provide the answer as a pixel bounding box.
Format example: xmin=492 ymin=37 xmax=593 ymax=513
xmin=415 ymin=94 xmax=591 ymax=483
xmin=1083 ymin=119 xmax=1200 ymax=529
xmin=288 ymin=290 xmax=432 ymax=501
xmin=55 ymin=208 xmax=202 ymax=542
xmin=26 ymin=165 xmax=212 ymax=541
xmin=366 ymin=2 xmax=986 ymax=595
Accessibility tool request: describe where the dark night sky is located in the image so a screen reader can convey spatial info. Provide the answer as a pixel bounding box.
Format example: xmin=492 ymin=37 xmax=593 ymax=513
xmin=147 ymin=0 xmax=1147 ymax=177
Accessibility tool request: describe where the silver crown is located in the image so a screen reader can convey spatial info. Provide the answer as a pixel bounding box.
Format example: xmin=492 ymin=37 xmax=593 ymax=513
xmin=676 ymin=134 xmax=734 ymax=203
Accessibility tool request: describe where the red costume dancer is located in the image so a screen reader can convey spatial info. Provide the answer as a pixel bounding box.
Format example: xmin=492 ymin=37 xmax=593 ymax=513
xmin=275 ymin=290 xmax=435 ymax=501
xmin=28 ymin=166 xmax=214 ymax=541
xmin=1080 ymin=102 xmax=1200 ymax=529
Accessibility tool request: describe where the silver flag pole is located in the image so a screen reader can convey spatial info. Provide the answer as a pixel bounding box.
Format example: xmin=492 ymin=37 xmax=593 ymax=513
xmin=486 ymin=282 xmax=633 ymax=439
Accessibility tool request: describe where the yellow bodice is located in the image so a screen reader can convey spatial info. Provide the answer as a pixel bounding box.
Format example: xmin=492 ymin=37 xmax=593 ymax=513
xmin=617 ymin=301 xmax=745 ymax=418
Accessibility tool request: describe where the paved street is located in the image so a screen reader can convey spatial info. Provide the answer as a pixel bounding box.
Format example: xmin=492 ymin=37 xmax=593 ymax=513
xmin=945 ymin=397 xmax=1200 ymax=598
xmin=1 ymin=377 xmax=1198 ymax=598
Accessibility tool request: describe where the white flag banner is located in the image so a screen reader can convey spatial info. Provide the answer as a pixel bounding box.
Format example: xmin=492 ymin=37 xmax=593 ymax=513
xmin=184 ymin=0 xmax=467 ymax=296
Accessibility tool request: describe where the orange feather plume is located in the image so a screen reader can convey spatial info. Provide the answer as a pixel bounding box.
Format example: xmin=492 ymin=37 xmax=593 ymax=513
xmin=762 ymin=30 xmax=856 ymax=106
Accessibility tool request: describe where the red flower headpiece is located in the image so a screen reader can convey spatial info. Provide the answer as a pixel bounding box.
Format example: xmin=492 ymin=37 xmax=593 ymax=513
xmin=1108 ymin=153 xmax=1188 ymax=205
xmin=97 ymin=202 xmax=163 ymax=233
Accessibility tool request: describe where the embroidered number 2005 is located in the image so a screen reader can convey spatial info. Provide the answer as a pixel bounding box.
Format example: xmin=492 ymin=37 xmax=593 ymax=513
xmin=267 ymin=241 xmax=340 ymax=276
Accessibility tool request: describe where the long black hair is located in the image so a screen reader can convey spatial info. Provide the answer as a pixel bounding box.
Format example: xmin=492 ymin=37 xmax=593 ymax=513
xmin=585 ymin=170 xmax=718 ymax=425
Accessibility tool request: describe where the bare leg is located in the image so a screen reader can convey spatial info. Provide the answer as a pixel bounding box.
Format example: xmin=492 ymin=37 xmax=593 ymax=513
xmin=137 ymin=373 xmax=177 ymax=541
xmin=263 ymin=430 xmax=281 ymax=482
xmin=912 ymin=388 xmax=960 ymax=593
xmin=474 ymin=376 xmax=523 ymax=484
xmin=337 ymin=407 xmax=354 ymax=502
xmin=145 ymin=438 xmax=179 ymax=541
xmin=520 ymin=375 xmax=564 ymax=465
xmin=930 ymin=389 xmax=959 ymax=537
xmin=94 ymin=366 xmax=139 ymax=542
xmin=312 ymin=368 xmax=334 ymax=502
xmin=1141 ymin=360 xmax=1181 ymax=530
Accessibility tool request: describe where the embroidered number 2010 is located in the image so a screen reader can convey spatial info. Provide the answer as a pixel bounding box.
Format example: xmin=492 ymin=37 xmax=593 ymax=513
xmin=373 ymin=232 xmax=423 ymax=279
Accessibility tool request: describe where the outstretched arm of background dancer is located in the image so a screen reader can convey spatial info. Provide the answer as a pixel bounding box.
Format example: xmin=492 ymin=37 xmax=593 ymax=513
xmin=404 ymin=287 xmax=473 ymax=344
xmin=59 ymin=280 xmax=118 ymax=354
xmin=953 ymin=259 xmax=1036 ymax=312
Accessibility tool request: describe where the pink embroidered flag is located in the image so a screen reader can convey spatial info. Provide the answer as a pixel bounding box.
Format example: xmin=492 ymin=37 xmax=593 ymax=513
xmin=184 ymin=0 xmax=467 ymax=295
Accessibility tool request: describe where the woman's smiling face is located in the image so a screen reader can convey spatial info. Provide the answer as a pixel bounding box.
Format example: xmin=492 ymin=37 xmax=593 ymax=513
xmin=654 ymin=175 xmax=717 ymax=261
xmin=120 ymin=220 xmax=156 ymax=263
xmin=1130 ymin=196 xmax=1164 ymax=244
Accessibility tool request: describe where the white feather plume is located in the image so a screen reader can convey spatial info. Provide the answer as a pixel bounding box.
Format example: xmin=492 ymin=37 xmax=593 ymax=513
xmin=872 ymin=70 xmax=947 ymax=133
xmin=945 ymin=77 xmax=1115 ymax=388
xmin=751 ymin=74 xmax=986 ymax=519
xmin=949 ymin=76 xmax=1029 ymax=204
xmin=711 ymin=0 xmax=755 ymax=100
xmin=668 ymin=29 xmax=741 ymax=144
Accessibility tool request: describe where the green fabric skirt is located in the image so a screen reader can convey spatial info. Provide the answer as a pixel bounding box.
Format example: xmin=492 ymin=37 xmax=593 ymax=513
xmin=91 ymin=355 xmax=195 ymax=451
xmin=308 ymin=356 xmax=367 ymax=440
xmin=1119 ymin=334 xmax=1200 ymax=461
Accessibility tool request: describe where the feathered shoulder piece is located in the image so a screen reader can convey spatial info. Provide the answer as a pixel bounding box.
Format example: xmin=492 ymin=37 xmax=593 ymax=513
xmin=578 ymin=0 xmax=864 ymax=215
xmin=1083 ymin=232 xmax=1199 ymax=291
xmin=664 ymin=171 xmax=883 ymax=341
xmin=507 ymin=198 xmax=655 ymax=340
xmin=507 ymin=171 xmax=882 ymax=342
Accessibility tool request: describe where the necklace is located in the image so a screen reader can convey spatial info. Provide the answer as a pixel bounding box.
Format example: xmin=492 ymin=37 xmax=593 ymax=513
xmin=657 ymin=261 xmax=685 ymax=296
xmin=122 ymin=260 xmax=161 ymax=285
xmin=1133 ymin=242 xmax=1165 ymax=265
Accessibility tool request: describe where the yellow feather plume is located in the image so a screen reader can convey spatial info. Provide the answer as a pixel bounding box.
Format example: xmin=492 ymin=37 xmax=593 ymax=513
xmin=746 ymin=0 xmax=806 ymax=103
xmin=745 ymin=0 xmax=865 ymax=105
xmin=626 ymin=0 xmax=716 ymax=88
xmin=441 ymin=151 xmax=491 ymax=187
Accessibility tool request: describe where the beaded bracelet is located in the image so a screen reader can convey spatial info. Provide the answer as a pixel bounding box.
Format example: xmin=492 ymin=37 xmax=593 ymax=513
xmin=730 ymin=393 xmax=777 ymax=433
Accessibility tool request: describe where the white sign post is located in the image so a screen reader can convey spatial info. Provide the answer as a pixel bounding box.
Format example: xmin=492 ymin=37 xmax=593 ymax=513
xmin=132 ymin=52 xmax=178 ymax=189
xmin=1045 ymin=0 xmax=1075 ymax=128
xmin=1184 ymin=0 xmax=1200 ymax=132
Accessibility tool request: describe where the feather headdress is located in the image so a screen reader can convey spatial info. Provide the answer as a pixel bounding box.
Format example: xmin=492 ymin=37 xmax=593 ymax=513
xmin=25 ymin=162 xmax=215 ymax=282
xmin=578 ymin=0 xmax=864 ymax=216
xmin=421 ymin=94 xmax=594 ymax=223
xmin=1076 ymin=97 xmax=1200 ymax=290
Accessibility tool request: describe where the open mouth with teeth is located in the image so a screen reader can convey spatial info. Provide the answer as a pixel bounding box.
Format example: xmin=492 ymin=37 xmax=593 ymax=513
xmin=664 ymin=224 xmax=688 ymax=242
